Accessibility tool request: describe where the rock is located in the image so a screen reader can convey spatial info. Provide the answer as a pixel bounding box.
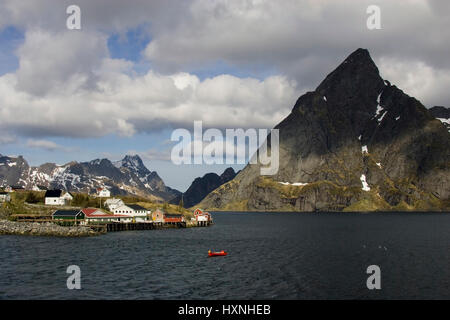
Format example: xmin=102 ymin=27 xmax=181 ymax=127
xmin=171 ymin=167 xmax=237 ymax=208
xmin=0 ymin=219 xmax=101 ymax=237
xmin=198 ymin=48 xmax=450 ymax=212
xmin=0 ymin=154 xmax=180 ymax=201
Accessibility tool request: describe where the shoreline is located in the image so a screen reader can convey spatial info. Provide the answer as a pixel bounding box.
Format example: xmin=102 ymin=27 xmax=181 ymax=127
xmin=207 ymin=210 xmax=450 ymax=214
xmin=0 ymin=219 xmax=210 ymax=237
xmin=0 ymin=220 xmax=102 ymax=237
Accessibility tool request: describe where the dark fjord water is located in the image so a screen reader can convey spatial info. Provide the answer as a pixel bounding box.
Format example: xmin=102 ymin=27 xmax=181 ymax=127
xmin=0 ymin=212 xmax=449 ymax=299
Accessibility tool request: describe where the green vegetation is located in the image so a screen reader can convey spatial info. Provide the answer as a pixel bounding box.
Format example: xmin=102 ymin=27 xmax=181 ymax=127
xmin=1 ymin=192 xmax=56 ymax=219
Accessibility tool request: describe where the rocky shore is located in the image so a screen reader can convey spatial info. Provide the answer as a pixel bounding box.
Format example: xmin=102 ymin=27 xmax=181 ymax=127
xmin=0 ymin=220 xmax=102 ymax=237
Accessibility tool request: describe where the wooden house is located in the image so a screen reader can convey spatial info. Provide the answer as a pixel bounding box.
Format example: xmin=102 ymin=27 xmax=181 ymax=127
xmin=193 ymin=208 xmax=212 ymax=222
xmin=164 ymin=213 xmax=185 ymax=223
xmin=104 ymin=198 xmax=124 ymax=211
xmin=113 ymin=204 xmax=150 ymax=222
xmin=52 ymin=209 xmax=85 ymax=222
xmin=97 ymin=188 xmax=111 ymax=198
xmin=151 ymin=208 xmax=164 ymax=223
xmin=45 ymin=190 xmax=72 ymax=205
xmin=81 ymin=208 xmax=130 ymax=224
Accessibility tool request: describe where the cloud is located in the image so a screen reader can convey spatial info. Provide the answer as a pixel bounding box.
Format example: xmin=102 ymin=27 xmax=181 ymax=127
xmin=0 ymin=31 xmax=298 ymax=138
xmin=0 ymin=0 xmax=449 ymax=146
xmin=138 ymin=149 xmax=172 ymax=162
xmin=0 ymin=134 xmax=17 ymax=145
xmin=143 ymin=0 xmax=450 ymax=104
xmin=26 ymin=139 xmax=75 ymax=152
xmin=379 ymin=57 xmax=450 ymax=107
xmin=15 ymin=29 xmax=108 ymax=95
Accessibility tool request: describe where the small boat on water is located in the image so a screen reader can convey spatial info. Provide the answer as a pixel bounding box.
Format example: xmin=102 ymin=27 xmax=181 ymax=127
xmin=208 ymin=250 xmax=227 ymax=257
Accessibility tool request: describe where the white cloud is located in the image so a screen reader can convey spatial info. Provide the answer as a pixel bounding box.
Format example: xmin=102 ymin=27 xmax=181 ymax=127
xmin=138 ymin=149 xmax=172 ymax=162
xmin=0 ymin=27 xmax=298 ymax=139
xmin=26 ymin=139 xmax=74 ymax=152
xmin=15 ymin=29 xmax=108 ymax=95
xmin=0 ymin=134 xmax=17 ymax=145
xmin=379 ymin=57 xmax=450 ymax=107
xmin=0 ymin=0 xmax=449 ymax=145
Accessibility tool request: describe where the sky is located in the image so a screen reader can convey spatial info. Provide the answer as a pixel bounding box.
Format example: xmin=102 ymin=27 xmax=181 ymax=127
xmin=0 ymin=0 xmax=449 ymax=191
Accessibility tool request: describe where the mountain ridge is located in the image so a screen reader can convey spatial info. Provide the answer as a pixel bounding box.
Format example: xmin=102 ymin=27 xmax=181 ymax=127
xmin=198 ymin=48 xmax=450 ymax=211
xmin=170 ymin=167 xmax=238 ymax=208
xmin=0 ymin=154 xmax=180 ymax=201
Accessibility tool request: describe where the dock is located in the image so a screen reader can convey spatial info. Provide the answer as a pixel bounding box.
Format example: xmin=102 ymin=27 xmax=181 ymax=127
xmin=10 ymin=214 xmax=213 ymax=233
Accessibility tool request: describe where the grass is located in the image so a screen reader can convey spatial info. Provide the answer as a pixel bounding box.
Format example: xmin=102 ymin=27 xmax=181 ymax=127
xmin=0 ymin=191 xmax=197 ymax=221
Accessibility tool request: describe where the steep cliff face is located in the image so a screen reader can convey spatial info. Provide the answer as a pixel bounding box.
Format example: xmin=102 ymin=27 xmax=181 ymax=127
xmin=199 ymin=49 xmax=450 ymax=211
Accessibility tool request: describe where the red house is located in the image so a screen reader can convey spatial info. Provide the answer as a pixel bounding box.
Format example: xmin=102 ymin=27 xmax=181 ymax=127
xmin=163 ymin=213 xmax=185 ymax=223
xmin=193 ymin=208 xmax=212 ymax=222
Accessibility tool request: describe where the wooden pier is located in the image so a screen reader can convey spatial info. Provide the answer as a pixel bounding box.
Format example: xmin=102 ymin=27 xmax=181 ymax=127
xmin=196 ymin=220 xmax=213 ymax=227
xmin=11 ymin=214 xmax=201 ymax=233
xmin=90 ymin=221 xmax=187 ymax=232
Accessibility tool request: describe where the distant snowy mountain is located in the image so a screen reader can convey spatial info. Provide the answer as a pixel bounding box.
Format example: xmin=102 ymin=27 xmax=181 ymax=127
xmin=0 ymin=154 xmax=180 ymax=201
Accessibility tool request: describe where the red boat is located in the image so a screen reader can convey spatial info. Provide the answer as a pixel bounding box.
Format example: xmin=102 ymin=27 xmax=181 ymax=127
xmin=208 ymin=250 xmax=227 ymax=257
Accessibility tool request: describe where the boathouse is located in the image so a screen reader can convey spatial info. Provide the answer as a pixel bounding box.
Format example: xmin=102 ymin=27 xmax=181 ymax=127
xmin=113 ymin=204 xmax=150 ymax=222
xmin=151 ymin=208 xmax=164 ymax=222
xmin=52 ymin=209 xmax=85 ymax=222
xmin=194 ymin=208 xmax=212 ymax=222
xmin=104 ymin=198 xmax=124 ymax=211
xmin=163 ymin=213 xmax=185 ymax=223
xmin=81 ymin=208 xmax=130 ymax=224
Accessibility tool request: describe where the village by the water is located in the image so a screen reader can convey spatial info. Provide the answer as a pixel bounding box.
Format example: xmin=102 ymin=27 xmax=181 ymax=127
xmin=0 ymin=186 xmax=212 ymax=237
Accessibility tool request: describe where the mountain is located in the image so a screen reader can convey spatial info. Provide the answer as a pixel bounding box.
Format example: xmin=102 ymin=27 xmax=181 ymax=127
xmin=429 ymin=106 xmax=450 ymax=132
xmin=198 ymin=48 xmax=450 ymax=212
xmin=0 ymin=154 xmax=180 ymax=201
xmin=170 ymin=167 xmax=237 ymax=208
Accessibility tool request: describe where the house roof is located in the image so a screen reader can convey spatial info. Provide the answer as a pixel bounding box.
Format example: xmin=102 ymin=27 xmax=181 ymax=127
xmin=81 ymin=208 xmax=128 ymax=218
xmin=164 ymin=213 xmax=183 ymax=218
xmin=52 ymin=210 xmax=82 ymax=217
xmin=126 ymin=204 xmax=148 ymax=211
xmin=45 ymin=190 xmax=62 ymax=197
xmin=105 ymin=198 xmax=123 ymax=204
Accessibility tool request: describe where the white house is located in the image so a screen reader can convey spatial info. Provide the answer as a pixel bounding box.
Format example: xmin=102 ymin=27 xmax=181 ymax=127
xmin=82 ymin=208 xmax=132 ymax=224
xmin=0 ymin=192 xmax=11 ymax=202
xmin=97 ymin=188 xmax=111 ymax=198
xmin=61 ymin=192 xmax=73 ymax=202
xmin=44 ymin=190 xmax=73 ymax=206
xmin=104 ymin=198 xmax=124 ymax=211
xmin=113 ymin=204 xmax=150 ymax=222
xmin=193 ymin=208 xmax=212 ymax=222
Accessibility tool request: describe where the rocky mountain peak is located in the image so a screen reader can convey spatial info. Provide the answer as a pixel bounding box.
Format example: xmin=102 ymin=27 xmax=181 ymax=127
xmin=220 ymin=167 xmax=236 ymax=180
xmin=114 ymin=154 xmax=146 ymax=171
xmin=0 ymin=153 xmax=180 ymax=201
xmin=199 ymin=48 xmax=450 ymax=212
xmin=171 ymin=167 xmax=238 ymax=208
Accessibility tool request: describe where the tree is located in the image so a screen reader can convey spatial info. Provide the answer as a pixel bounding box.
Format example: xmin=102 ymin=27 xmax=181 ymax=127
xmin=178 ymin=195 xmax=184 ymax=212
